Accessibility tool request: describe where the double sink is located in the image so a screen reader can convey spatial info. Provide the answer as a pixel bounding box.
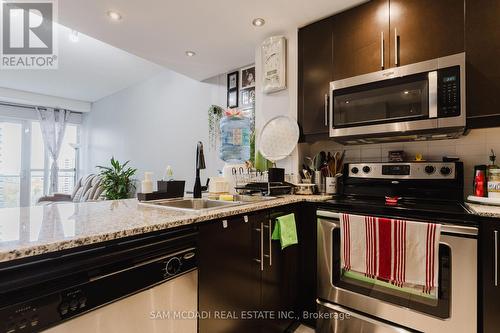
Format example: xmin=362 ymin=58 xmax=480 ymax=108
xmin=139 ymin=195 xmax=277 ymax=213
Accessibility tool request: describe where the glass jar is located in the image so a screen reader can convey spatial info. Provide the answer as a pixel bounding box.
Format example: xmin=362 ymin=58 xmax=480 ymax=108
xmin=488 ymin=169 xmax=500 ymax=198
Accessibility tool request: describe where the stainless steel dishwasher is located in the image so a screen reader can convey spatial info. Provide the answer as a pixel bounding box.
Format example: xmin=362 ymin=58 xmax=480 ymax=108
xmin=0 ymin=227 xmax=198 ymax=333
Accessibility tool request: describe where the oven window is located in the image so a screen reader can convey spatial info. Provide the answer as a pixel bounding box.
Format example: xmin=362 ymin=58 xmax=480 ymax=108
xmin=333 ymin=73 xmax=429 ymax=128
xmin=332 ymin=227 xmax=451 ymax=319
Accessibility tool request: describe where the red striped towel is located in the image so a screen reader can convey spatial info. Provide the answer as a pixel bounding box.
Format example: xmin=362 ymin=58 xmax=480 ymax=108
xmin=341 ymin=213 xmax=441 ymax=294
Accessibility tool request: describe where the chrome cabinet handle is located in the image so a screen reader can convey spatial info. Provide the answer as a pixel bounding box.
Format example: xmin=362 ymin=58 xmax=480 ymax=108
xmin=495 ymin=231 xmax=498 ymax=286
xmin=380 ymin=31 xmax=384 ymax=69
xmin=324 ymin=94 xmax=328 ymax=126
xmin=394 ymin=28 xmax=399 ymax=66
xmin=260 ymin=222 xmax=264 ymax=271
xmin=268 ymin=220 xmax=272 ymax=266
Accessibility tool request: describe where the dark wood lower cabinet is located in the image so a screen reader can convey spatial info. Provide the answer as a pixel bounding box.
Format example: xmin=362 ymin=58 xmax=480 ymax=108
xmin=198 ymin=214 xmax=261 ymax=333
xmin=479 ymin=217 xmax=500 ymax=333
xmin=198 ymin=207 xmax=301 ymax=333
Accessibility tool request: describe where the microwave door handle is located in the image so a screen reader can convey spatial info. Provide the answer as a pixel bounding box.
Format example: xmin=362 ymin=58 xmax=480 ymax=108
xmin=428 ymin=71 xmax=438 ymax=118
xmin=324 ymin=93 xmax=328 ymax=126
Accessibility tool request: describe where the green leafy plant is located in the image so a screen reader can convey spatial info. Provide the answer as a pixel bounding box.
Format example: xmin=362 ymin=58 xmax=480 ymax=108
xmin=97 ymin=157 xmax=137 ymax=200
xmin=208 ymin=105 xmax=224 ymax=150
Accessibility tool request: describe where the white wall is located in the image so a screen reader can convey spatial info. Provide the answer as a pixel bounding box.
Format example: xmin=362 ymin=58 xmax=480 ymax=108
xmin=84 ymin=68 xmax=224 ymax=191
xmin=254 ymin=29 xmax=299 ymax=173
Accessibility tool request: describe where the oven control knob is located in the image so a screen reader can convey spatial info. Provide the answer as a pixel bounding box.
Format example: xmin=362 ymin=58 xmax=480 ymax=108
xmin=440 ymin=166 xmax=452 ymax=176
xmin=362 ymin=166 xmax=371 ymax=174
xmin=165 ymin=257 xmax=181 ymax=276
xmin=425 ymin=165 xmax=435 ymax=174
xmin=351 ymin=167 xmax=359 ymax=174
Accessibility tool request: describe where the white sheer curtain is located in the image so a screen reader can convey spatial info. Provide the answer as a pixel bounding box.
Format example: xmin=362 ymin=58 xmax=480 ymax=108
xmin=36 ymin=108 xmax=71 ymax=194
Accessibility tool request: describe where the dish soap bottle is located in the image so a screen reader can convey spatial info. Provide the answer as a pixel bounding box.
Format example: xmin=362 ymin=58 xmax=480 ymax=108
xmin=141 ymin=172 xmax=153 ymax=194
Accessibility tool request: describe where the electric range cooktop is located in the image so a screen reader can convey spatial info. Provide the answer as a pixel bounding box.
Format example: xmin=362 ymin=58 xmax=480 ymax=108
xmin=324 ymin=196 xmax=475 ymax=225
xmin=321 ymin=161 xmax=477 ymax=225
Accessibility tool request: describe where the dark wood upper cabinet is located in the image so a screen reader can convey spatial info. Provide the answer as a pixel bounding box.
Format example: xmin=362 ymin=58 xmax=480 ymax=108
xmin=332 ymin=0 xmax=390 ymax=80
xmin=298 ymin=17 xmax=334 ymax=138
xmin=465 ymin=0 xmax=500 ymax=128
xmin=389 ymin=0 xmax=464 ymax=67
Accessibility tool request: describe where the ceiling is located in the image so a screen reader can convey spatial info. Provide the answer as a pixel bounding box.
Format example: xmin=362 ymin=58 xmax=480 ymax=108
xmin=0 ymin=22 xmax=162 ymax=103
xmin=57 ymin=0 xmax=366 ymax=81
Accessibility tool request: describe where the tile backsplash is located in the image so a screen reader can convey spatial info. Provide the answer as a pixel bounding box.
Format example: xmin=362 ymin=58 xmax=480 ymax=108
xmin=300 ymin=127 xmax=500 ymax=197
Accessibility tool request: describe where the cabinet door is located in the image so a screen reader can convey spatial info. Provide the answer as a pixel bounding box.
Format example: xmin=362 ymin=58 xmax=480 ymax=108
xmin=480 ymin=219 xmax=500 ymax=333
xmin=332 ymin=0 xmax=390 ymax=80
xmin=466 ymin=0 xmax=500 ymax=128
xmin=298 ymin=17 xmax=334 ymax=137
xmin=198 ymin=216 xmax=261 ymax=333
xmin=389 ymin=0 xmax=464 ymax=67
xmin=260 ymin=211 xmax=300 ymax=332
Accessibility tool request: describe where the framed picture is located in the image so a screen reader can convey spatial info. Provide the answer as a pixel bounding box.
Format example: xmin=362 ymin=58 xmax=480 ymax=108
xmin=227 ymin=90 xmax=238 ymax=108
xmin=227 ymin=71 xmax=239 ymax=90
xmin=240 ymin=87 xmax=255 ymax=109
xmin=240 ymin=65 xmax=255 ymax=89
xmin=261 ymin=36 xmax=287 ymax=94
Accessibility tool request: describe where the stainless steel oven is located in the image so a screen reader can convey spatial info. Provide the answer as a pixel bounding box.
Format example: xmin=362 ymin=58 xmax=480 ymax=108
xmin=329 ymin=53 xmax=465 ymax=144
xmin=317 ymin=210 xmax=477 ymax=333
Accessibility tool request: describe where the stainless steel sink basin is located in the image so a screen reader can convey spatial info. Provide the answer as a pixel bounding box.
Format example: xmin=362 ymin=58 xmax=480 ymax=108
xmin=139 ymin=196 xmax=277 ymax=212
xmin=143 ymin=198 xmax=240 ymax=211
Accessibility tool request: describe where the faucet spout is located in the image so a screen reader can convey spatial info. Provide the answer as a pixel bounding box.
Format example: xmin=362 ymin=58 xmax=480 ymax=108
xmin=193 ymin=141 xmax=206 ymax=198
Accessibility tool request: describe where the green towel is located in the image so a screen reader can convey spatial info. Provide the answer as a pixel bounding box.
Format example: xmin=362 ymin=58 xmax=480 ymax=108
xmin=271 ymin=213 xmax=298 ymax=250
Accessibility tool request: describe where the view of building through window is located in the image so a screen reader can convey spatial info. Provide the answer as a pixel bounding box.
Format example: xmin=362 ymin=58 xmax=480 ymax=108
xmin=0 ymin=120 xmax=79 ymax=208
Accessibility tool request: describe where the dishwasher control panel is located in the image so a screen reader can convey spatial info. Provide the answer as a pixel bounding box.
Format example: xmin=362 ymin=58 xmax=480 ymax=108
xmin=0 ymin=247 xmax=197 ymax=333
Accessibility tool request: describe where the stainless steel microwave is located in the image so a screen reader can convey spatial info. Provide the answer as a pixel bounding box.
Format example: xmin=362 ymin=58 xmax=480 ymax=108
xmin=329 ymin=53 xmax=465 ymax=144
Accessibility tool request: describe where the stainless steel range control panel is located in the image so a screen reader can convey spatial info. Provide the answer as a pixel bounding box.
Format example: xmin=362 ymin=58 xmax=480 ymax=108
xmin=348 ymin=162 xmax=456 ymax=179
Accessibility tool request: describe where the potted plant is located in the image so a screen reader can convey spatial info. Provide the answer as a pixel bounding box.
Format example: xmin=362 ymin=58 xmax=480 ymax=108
xmin=97 ymin=157 xmax=137 ymax=200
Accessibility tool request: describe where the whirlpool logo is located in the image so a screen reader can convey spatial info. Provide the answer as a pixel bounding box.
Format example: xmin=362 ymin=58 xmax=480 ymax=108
xmin=1 ymin=0 xmax=58 ymax=69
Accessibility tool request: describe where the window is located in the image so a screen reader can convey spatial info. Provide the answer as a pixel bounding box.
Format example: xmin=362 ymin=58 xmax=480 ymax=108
xmin=0 ymin=117 xmax=80 ymax=208
xmin=0 ymin=121 xmax=22 ymax=208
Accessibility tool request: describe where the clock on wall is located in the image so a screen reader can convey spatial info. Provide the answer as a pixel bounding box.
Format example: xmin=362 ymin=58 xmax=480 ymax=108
xmin=261 ymin=36 xmax=286 ymax=94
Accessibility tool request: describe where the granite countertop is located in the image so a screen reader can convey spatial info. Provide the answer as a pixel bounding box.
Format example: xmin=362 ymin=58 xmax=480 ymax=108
xmin=0 ymin=195 xmax=330 ymax=264
xmin=466 ymin=202 xmax=500 ymax=219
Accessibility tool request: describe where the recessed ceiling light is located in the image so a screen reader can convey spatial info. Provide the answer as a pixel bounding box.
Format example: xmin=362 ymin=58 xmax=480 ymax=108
xmin=185 ymin=51 xmax=196 ymax=57
xmin=252 ymin=18 xmax=265 ymax=27
xmin=69 ymin=30 xmax=79 ymax=43
xmin=107 ymin=11 xmax=122 ymax=21
xmin=404 ymin=90 xmax=410 ymax=94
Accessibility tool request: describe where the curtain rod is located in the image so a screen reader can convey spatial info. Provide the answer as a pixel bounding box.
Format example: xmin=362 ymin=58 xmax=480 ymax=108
xmin=0 ymin=101 xmax=83 ymax=115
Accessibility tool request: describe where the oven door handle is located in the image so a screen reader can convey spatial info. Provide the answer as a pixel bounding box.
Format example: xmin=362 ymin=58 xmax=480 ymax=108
xmin=317 ymin=211 xmax=478 ymax=236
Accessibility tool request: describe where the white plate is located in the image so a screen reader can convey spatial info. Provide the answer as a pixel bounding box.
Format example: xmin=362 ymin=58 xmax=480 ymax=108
xmin=259 ymin=116 xmax=299 ymax=163
xmin=467 ymin=195 xmax=500 ymax=206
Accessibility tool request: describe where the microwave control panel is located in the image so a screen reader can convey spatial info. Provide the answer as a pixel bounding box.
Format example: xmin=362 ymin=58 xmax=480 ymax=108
xmin=438 ymin=66 xmax=461 ymax=117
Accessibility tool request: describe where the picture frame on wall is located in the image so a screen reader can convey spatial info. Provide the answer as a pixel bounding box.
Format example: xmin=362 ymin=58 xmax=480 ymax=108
xmin=261 ymin=36 xmax=286 ymax=94
xmin=240 ymin=65 xmax=255 ymax=89
xmin=240 ymin=87 xmax=255 ymax=109
xmin=227 ymin=71 xmax=239 ymax=90
xmin=227 ymin=71 xmax=239 ymax=108
xmin=227 ymin=90 xmax=238 ymax=108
